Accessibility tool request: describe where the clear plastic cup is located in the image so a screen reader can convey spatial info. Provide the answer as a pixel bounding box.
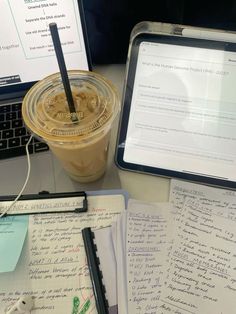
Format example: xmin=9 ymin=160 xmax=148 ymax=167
xmin=22 ymin=70 xmax=120 ymax=183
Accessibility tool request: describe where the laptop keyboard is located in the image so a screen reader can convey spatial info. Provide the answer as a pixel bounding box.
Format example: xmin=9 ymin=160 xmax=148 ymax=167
xmin=0 ymin=102 xmax=49 ymax=159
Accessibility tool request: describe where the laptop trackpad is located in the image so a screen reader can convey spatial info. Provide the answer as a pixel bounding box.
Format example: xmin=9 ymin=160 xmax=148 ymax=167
xmin=0 ymin=152 xmax=55 ymax=195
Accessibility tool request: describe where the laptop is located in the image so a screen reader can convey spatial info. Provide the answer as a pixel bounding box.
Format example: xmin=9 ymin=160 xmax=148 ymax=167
xmin=0 ymin=0 xmax=91 ymax=195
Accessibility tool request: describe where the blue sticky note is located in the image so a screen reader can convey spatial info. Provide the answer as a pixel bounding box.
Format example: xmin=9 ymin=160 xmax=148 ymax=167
xmin=0 ymin=215 xmax=28 ymax=272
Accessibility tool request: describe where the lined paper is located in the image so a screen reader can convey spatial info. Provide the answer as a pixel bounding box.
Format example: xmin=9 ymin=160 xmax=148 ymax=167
xmin=159 ymin=195 xmax=236 ymax=314
xmin=0 ymin=194 xmax=125 ymax=314
xmin=157 ymin=179 xmax=236 ymax=314
xmin=126 ymin=204 xmax=173 ymax=314
xmin=123 ymin=182 xmax=236 ymax=314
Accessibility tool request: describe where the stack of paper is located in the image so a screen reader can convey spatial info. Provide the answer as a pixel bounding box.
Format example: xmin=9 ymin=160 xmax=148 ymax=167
xmin=100 ymin=179 xmax=236 ymax=314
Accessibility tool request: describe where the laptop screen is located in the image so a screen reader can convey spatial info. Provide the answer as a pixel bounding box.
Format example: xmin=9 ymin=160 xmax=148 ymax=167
xmin=0 ymin=0 xmax=90 ymax=99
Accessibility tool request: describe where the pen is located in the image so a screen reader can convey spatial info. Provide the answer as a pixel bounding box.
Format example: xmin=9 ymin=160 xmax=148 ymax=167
xmin=181 ymin=28 xmax=236 ymax=43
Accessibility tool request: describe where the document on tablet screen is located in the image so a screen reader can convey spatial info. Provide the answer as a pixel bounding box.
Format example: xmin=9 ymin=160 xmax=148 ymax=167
xmin=124 ymin=41 xmax=236 ymax=181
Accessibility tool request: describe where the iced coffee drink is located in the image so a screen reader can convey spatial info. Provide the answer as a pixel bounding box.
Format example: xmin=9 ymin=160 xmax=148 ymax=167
xmin=22 ymin=70 xmax=120 ymax=182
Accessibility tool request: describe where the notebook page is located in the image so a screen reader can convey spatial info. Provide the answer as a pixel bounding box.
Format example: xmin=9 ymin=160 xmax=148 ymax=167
xmin=0 ymin=194 xmax=125 ymax=314
xmin=169 ymin=179 xmax=236 ymax=210
xmin=111 ymin=222 xmax=117 ymax=258
xmin=126 ymin=204 xmax=174 ymax=314
xmin=117 ymin=213 xmax=128 ymax=314
xmin=160 ymin=186 xmax=236 ymax=313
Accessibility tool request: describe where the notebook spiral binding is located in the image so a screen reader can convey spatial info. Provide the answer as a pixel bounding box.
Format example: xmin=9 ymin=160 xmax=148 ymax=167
xmin=82 ymin=227 xmax=109 ymax=314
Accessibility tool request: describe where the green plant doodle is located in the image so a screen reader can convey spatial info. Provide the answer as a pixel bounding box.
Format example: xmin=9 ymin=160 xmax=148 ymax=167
xmin=72 ymin=296 xmax=80 ymax=314
xmin=79 ymin=299 xmax=91 ymax=314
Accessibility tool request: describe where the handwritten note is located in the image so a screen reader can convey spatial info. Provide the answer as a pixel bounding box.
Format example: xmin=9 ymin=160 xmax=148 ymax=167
xmin=158 ymin=180 xmax=236 ymax=314
xmin=0 ymin=215 xmax=28 ymax=273
xmin=116 ymin=213 xmax=129 ymax=314
xmin=0 ymin=194 xmax=125 ymax=314
xmin=0 ymin=197 xmax=88 ymax=214
xmin=126 ymin=204 xmax=173 ymax=314
xmin=169 ymin=179 xmax=236 ymax=212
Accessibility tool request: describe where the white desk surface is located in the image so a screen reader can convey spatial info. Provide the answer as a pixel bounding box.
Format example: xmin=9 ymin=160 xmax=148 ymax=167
xmin=0 ymin=64 xmax=170 ymax=203
xmin=95 ymin=64 xmax=170 ymax=202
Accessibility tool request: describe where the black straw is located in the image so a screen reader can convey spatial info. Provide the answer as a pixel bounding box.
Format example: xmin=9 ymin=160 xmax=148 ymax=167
xmin=49 ymin=22 xmax=78 ymax=122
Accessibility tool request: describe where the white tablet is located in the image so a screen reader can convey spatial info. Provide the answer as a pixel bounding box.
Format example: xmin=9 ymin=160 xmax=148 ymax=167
xmin=116 ymin=22 xmax=236 ymax=189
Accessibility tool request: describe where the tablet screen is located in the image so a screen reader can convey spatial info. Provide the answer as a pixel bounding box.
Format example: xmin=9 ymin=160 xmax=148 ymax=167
xmin=116 ymin=34 xmax=236 ymax=188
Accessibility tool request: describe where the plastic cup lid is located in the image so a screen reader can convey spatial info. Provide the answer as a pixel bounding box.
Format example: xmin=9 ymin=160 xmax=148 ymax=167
xmin=22 ymin=70 xmax=119 ymax=142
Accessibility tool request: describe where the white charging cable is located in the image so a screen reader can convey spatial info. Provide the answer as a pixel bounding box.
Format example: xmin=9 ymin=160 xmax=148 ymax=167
xmin=0 ymin=134 xmax=33 ymax=218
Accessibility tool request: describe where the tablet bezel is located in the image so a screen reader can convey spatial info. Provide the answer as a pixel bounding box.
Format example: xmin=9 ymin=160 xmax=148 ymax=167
xmin=115 ymin=32 xmax=236 ymax=189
